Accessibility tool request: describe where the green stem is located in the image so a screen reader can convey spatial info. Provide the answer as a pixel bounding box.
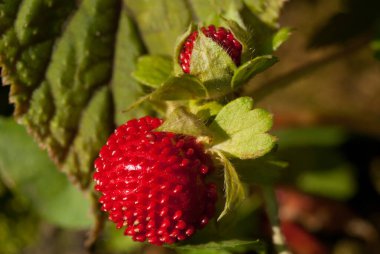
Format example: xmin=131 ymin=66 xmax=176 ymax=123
xmin=262 ymin=185 xmax=292 ymax=254
xmin=246 ymin=38 xmax=370 ymax=102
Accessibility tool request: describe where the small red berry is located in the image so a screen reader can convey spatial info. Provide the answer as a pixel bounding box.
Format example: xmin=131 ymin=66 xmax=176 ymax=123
xmin=179 ymin=25 xmax=243 ymax=73
xmin=94 ymin=116 xmax=217 ymax=245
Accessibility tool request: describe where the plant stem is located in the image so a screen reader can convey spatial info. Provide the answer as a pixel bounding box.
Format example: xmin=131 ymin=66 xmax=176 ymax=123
xmin=262 ymin=185 xmax=292 ymax=254
xmin=85 ymin=191 xmax=106 ymax=253
xmin=247 ymin=38 xmax=370 ymax=102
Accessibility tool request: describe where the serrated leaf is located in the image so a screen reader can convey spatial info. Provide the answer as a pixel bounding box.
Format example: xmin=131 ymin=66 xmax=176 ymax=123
xmin=126 ymin=0 xmax=191 ymax=56
xmin=151 ymin=75 xmax=208 ymax=100
xmin=210 ymin=97 xmax=276 ymax=159
xmin=215 ymin=150 xmax=246 ymax=220
xmin=0 ymin=0 xmax=148 ymax=188
xmin=272 ymin=27 xmax=291 ymax=50
xmin=132 ymin=55 xmax=173 ymax=88
xmin=0 ymin=117 xmax=91 ymax=229
xmin=156 ymin=107 xmax=211 ymax=138
xmin=231 ymin=55 xmax=278 ymax=89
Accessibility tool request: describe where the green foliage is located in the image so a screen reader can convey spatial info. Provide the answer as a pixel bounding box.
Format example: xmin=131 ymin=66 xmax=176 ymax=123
xmin=158 ymin=97 xmax=277 ymax=221
xmin=156 ymin=107 xmax=211 ymax=138
xmin=210 ymin=97 xmax=276 ymax=159
xmin=176 ymin=239 xmax=265 ymax=252
xmin=126 ymin=0 xmax=191 ymax=56
xmin=0 ymin=0 xmax=150 ymax=188
xmin=0 ymin=117 xmax=91 ymax=228
xmin=243 ymin=0 xmax=286 ymax=28
xmin=0 ymin=0 xmax=289 ymax=251
xmin=189 ymin=32 xmax=238 ymax=97
xmin=132 ymin=55 xmax=173 ymax=88
xmin=0 ymin=181 xmax=39 ymax=254
xmin=152 ymin=76 xmax=208 ymax=100
xmin=372 ymin=24 xmax=380 ymax=60
xmin=272 ymin=27 xmax=292 ymax=50
xmin=231 ymin=55 xmax=278 ymax=89
xmin=215 ymin=150 xmax=246 ymax=220
xmin=275 ymin=127 xmax=357 ymax=200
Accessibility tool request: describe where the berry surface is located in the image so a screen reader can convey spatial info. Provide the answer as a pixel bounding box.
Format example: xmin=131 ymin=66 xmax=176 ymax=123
xmin=179 ymin=25 xmax=243 ymax=73
xmin=94 ymin=116 xmax=217 ymax=245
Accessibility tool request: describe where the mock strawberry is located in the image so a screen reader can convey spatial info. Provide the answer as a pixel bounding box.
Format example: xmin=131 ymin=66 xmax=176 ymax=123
xmin=179 ymin=25 xmax=242 ymax=73
xmin=94 ymin=116 xmax=217 ymax=245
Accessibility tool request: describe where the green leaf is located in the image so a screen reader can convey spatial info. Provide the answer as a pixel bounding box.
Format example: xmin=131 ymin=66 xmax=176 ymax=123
xmin=126 ymin=0 xmax=191 ymax=56
xmin=274 ymin=127 xmax=349 ymax=149
xmin=176 ymin=239 xmax=264 ymax=252
xmin=156 ymin=107 xmax=212 ymax=138
xmin=261 ymin=185 xmax=289 ymax=253
xmin=178 ymin=249 xmax=232 ymax=254
xmin=132 ymin=55 xmax=173 ymax=88
xmin=110 ymin=11 xmax=148 ymax=125
xmin=296 ymin=163 xmax=356 ymax=200
xmin=239 ymin=4 xmax=276 ymax=55
xmin=189 ymin=100 xmax=223 ymax=121
xmin=243 ymin=0 xmax=286 ymax=28
xmin=152 ymin=75 xmax=208 ymax=100
xmin=188 ymin=0 xmax=244 ymax=27
xmin=0 ymin=0 xmax=148 ymax=187
xmin=100 ymin=223 xmax=143 ymax=253
xmin=0 ymin=117 xmax=91 ymax=229
xmin=190 ymin=32 xmax=237 ymax=98
xmin=372 ymin=36 xmax=380 ymax=60
xmin=233 ymin=156 xmax=288 ymax=185
xmin=210 ymin=97 xmax=276 ymax=159
xmin=275 ymin=127 xmax=356 ymax=200
xmin=272 ymin=27 xmax=291 ymax=50
xmin=63 ymin=87 xmax=113 ymax=187
xmin=371 ymin=24 xmax=380 ymax=60
xmin=215 ymin=150 xmax=246 ymax=220
xmin=231 ymin=55 xmax=278 ymax=89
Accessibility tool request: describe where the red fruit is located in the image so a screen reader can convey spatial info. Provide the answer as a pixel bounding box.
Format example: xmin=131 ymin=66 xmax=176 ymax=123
xmin=94 ymin=116 xmax=217 ymax=245
xmin=179 ymin=25 xmax=243 ymax=73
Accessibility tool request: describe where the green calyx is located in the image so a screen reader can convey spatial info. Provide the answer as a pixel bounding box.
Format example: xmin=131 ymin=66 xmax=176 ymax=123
xmin=132 ymin=20 xmax=278 ymax=102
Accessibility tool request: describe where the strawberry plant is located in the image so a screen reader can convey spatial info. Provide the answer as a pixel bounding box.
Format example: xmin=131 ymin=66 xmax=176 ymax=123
xmin=1 ymin=0 xmax=380 ymax=254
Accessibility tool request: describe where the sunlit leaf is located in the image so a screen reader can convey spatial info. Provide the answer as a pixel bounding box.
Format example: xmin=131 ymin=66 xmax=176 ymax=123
xmin=156 ymin=107 xmax=211 ymax=138
xmin=215 ymin=150 xmax=246 ymax=220
xmin=210 ymin=97 xmax=276 ymax=159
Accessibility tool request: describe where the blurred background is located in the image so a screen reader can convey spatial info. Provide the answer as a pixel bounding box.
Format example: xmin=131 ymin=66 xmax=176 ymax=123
xmin=1 ymin=0 xmax=380 ymax=253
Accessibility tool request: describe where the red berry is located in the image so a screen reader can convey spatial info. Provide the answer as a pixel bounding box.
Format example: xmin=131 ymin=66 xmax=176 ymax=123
xmin=179 ymin=25 xmax=243 ymax=73
xmin=94 ymin=116 xmax=217 ymax=245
